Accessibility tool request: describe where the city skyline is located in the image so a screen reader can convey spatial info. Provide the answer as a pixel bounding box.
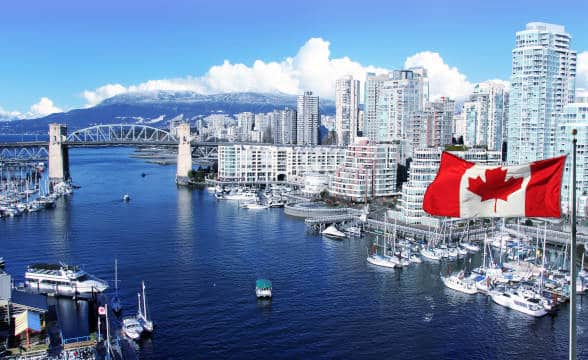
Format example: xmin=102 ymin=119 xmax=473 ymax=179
xmin=2 ymin=0 xmax=588 ymax=118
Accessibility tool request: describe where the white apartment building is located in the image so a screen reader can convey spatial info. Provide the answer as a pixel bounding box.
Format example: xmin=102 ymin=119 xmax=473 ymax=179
xmin=463 ymin=81 xmax=507 ymax=151
xmin=335 ymin=75 xmax=360 ymax=146
xmin=296 ymin=91 xmax=320 ymax=145
xmin=394 ymin=147 xmax=502 ymax=227
xmin=329 ymin=138 xmax=401 ymax=201
xmin=217 ymin=145 xmax=346 ymax=184
xmin=556 ymin=98 xmax=588 ymax=217
xmin=508 ymin=22 xmax=576 ymax=164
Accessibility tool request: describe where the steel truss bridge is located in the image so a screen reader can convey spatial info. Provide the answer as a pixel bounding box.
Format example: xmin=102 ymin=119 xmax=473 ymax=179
xmin=0 ymin=124 xmax=222 ymax=161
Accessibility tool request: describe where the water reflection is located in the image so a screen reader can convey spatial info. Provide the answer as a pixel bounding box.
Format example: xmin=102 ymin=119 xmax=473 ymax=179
xmin=175 ymin=187 xmax=195 ymax=265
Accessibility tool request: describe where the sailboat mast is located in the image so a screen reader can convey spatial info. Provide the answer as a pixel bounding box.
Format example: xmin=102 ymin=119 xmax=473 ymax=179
xmin=142 ymin=281 xmax=147 ymax=319
xmin=540 ymin=223 xmax=547 ymax=292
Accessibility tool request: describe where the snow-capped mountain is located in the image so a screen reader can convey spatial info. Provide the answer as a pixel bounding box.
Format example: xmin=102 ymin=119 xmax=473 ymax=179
xmin=0 ymin=91 xmax=336 ymax=134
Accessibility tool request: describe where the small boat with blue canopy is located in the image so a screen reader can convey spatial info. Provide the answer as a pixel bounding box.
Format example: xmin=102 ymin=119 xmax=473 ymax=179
xmin=256 ymin=279 xmax=272 ymax=298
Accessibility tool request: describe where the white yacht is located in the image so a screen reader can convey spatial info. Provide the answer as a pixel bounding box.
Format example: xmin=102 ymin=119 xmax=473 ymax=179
xmin=441 ymin=271 xmax=478 ymax=295
xmin=25 ymin=263 xmax=109 ymax=296
xmin=244 ymin=202 xmax=269 ymax=210
xmin=223 ymin=189 xmax=257 ymax=201
xmin=122 ymin=317 xmax=143 ymax=340
xmin=137 ymin=281 xmax=154 ymax=333
xmin=321 ymin=224 xmax=346 ymax=240
xmin=489 ymin=289 xmax=547 ymax=317
xmin=367 ymin=253 xmax=400 ymax=269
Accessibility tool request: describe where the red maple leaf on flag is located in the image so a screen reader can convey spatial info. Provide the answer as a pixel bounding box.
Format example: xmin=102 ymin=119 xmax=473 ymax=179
xmin=467 ymin=167 xmax=523 ymax=213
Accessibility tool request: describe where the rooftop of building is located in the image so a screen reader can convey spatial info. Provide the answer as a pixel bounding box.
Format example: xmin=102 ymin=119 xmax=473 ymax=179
xmin=524 ymin=22 xmax=566 ymax=34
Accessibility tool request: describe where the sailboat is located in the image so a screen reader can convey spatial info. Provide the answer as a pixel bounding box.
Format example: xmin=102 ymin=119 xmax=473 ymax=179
xmin=137 ymin=281 xmax=154 ymax=333
xmin=111 ymin=259 xmax=122 ymax=313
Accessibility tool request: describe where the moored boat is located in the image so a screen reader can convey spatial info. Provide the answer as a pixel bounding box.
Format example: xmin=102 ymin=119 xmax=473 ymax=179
xmin=321 ymin=224 xmax=346 ymax=240
xmin=25 ymin=263 xmax=109 ymax=296
xmin=367 ymin=253 xmax=400 ymax=268
xmin=441 ymin=271 xmax=478 ymax=295
xmin=122 ymin=316 xmax=143 ymax=340
xmin=137 ymin=281 xmax=154 ymax=333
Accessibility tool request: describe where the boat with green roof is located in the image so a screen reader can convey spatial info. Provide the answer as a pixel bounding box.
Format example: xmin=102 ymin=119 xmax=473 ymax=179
xmin=256 ymin=279 xmax=272 ymax=298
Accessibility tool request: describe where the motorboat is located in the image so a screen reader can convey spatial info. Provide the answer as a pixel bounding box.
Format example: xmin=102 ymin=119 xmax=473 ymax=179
xmin=441 ymin=271 xmax=478 ymax=295
xmin=256 ymin=279 xmax=272 ymax=298
xmin=321 ymin=224 xmax=346 ymax=240
xmin=244 ymin=202 xmax=269 ymax=210
xmin=25 ymin=263 xmax=109 ymax=296
xmin=122 ymin=317 xmax=143 ymax=340
xmin=137 ymin=281 xmax=154 ymax=333
xmin=489 ymin=289 xmax=547 ymax=317
xmin=123 ymin=194 xmax=130 ymax=202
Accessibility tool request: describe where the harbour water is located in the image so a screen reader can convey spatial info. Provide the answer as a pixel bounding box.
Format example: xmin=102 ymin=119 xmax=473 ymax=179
xmin=2 ymin=147 xmax=588 ymax=359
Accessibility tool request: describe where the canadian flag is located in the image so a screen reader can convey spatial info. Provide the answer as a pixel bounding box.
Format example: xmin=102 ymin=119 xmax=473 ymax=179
xmin=423 ymin=152 xmax=566 ymax=218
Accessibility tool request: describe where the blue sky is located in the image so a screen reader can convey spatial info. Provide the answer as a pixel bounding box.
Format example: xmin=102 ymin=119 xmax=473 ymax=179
xmin=1 ymin=0 xmax=588 ymax=116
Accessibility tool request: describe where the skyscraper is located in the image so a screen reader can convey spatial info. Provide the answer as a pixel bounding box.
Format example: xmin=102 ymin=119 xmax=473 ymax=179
xmin=236 ymin=112 xmax=255 ymax=141
xmin=272 ymin=107 xmax=297 ymax=145
xmin=426 ymin=97 xmax=455 ymax=148
xmin=335 ymin=75 xmax=360 ymax=145
xmin=296 ymin=91 xmax=320 ymax=145
xmin=363 ymin=72 xmax=388 ymax=142
xmin=463 ymin=81 xmax=507 ymax=150
xmin=556 ymin=95 xmax=588 ymax=217
xmin=508 ymin=22 xmax=576 ymax=164
xmin=378 ymin=69 xmax=428 ymax=143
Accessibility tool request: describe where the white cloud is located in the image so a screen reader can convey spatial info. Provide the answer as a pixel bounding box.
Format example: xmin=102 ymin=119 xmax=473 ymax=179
xmin=0 ymin=106 xmax=23 ymax=120
xmin=82 ymin=84 xmax=127 ymax=107
xmin=80 ymin=38 xmax=509 ymax=107
xmin=577 ymin=51 xmax=588 ymax=90
xmin=81 ymin=38 xmax=389 ymax=107
xmin=404 ymin=51 xmax=474 ymax=100
xmin=27 ymin=97 xmax=62 ymax=118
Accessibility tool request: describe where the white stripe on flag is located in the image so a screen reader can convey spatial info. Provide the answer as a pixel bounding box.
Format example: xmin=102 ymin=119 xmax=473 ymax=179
xmin=459 ymin=163 xmax=531 ymax=218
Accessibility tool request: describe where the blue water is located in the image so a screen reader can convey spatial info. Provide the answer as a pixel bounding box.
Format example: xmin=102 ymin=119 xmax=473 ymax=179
xmin=2 ymin=147 xmax=588 ymax=359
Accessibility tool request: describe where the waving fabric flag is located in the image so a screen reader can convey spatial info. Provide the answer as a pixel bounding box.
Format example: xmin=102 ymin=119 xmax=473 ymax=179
xmin=423 ymin=152 xmax=566 ymax=218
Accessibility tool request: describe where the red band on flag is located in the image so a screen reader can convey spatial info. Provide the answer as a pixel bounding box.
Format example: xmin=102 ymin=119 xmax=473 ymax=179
xmin=423 ymin=152 xmax=474 ymax=217
xmin=525 ymin=156 xmax=566 ymax=217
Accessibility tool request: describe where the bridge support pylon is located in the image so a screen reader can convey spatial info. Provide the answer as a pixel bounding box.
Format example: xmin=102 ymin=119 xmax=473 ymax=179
xmin=48 ymin=123 xmax=70 ymax=184
xmin=176 ymin=123 xmax=192 ymax=185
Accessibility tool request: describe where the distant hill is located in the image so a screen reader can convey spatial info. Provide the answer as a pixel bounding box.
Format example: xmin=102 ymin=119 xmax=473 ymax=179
xmin=0 ymin=91 xmax=336 ymax=134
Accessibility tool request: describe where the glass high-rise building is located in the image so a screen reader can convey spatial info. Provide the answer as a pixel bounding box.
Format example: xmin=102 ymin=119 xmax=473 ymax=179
xmin=296 ymin=91 xmax=320 ymax=145
xmin=335 ymin=75 xmax=360 ymax=146
xmin=508 ymin=22 xmax=576 ymax=164
xmin=272 ymin=107 xmax=297 ymax=145
xmin=463 ymin=81 xmax=507 ymax=151
xmin=556 ymin=96 xmax=588 ymax=217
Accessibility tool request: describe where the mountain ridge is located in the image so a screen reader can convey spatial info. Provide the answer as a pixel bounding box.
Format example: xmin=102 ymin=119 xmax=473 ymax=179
xmin=0 ymin=91 xmax=336 ymax=134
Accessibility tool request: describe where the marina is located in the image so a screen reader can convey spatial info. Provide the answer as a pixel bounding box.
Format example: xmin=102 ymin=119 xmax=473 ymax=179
xmin=1 ymin=147 xmax=588 ymax=359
